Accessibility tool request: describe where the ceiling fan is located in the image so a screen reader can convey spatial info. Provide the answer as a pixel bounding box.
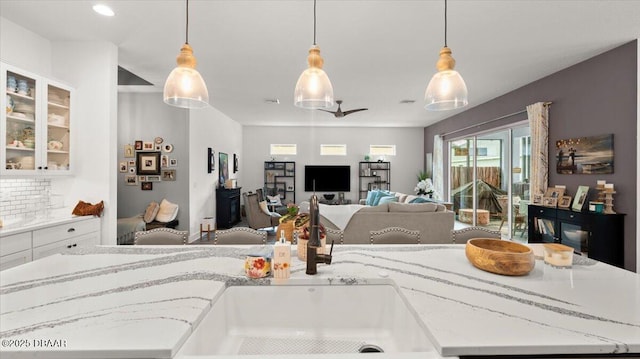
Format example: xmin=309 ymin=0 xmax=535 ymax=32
xmin=318 ymin=100 xmax=368 ymax=118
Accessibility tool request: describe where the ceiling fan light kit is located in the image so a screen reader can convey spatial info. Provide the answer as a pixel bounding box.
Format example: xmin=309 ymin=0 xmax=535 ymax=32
xmin=425 ymin=0 xmax=468 ymax=111
xmin=163 ymin=0 xmax=209 ymax=109
xmin=294 ymin=0 xmax=334 ymax=109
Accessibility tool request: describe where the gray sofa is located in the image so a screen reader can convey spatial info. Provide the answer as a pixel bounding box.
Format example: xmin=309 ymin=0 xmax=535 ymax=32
xmin=320 ymin=202 xmax=454 ymax=244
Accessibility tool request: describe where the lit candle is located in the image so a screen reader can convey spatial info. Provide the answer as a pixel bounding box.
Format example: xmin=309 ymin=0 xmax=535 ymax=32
xmin=604 ymin=183 xmax=614 ymax=190
xmin=597 ymin=180 xmax=606 ymax=185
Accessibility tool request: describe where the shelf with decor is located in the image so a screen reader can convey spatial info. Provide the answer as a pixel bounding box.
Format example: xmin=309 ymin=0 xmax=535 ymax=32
xmin=2 ymin=62 xmax=73 ymax=175
xmin=358 ymin=161 xmax=390 ymax=200
xmin=264 ymin=161 xmax=295 ymax=204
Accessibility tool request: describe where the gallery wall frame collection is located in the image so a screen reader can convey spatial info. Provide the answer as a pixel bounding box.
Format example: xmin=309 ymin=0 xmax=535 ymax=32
xmin=120 ymin=137 xmax=178 ymax=190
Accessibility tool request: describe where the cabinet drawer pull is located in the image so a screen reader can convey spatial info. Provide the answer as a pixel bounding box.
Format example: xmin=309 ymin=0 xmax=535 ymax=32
xmin=72 ymin=243 xmax=77 ymax=247
xmin=570 ymin=214 xmax=574 ymax=218
xmin=66 ymin=244 xmax=73 ymax=249
xmin=67 ymin=228 xmax=76 ymax=233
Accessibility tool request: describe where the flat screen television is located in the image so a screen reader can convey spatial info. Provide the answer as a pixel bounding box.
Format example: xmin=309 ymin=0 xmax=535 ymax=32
xmin=304 ymin=165 xmax=350 ymax=192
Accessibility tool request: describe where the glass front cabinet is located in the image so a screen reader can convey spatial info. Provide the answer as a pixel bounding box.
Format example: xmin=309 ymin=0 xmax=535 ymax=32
xmin=1 ymin=63 xmax=73 ymax=176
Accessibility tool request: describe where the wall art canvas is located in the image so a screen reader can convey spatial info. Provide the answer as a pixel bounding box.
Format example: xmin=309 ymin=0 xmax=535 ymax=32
xmin=219 ymin=152 xmax=228 ymax=187
xmin=556 ymin=134 xmax=613 ymax=174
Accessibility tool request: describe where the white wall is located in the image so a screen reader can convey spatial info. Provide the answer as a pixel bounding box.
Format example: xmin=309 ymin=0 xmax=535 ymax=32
xmin=243 ymin=126 xmax=425 ymax=203
xmin=0 ymin=18 xmax=52 ymax=76
xmin=1 ymin=17 xmax=118 ymax=243
xmin=189 ymin=106 xmax=242 ymax=241
xmin=637 ymin=38 xmax=639 ymax=273
xmin=50 ymin=41 xmax=119 ymax=244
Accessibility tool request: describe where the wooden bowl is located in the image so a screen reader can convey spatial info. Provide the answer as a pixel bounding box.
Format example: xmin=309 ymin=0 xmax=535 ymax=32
xmin=465 ymin=238 xmax=535 ymax=276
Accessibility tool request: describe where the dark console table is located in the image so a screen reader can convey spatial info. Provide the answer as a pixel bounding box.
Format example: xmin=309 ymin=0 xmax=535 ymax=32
xmin=216 ymin=187 xmax=241 ymax=229
xmin=528 ymin=204 xmax=624 ymax=268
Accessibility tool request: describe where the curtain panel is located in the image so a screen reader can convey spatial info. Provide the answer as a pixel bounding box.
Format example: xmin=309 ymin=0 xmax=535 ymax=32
xmin=527 ymin=102 xmax=550 ymax=198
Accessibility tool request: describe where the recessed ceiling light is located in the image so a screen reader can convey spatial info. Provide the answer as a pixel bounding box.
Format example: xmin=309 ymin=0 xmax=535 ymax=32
xmin=93 ymin=4 xmax=115 ymax=17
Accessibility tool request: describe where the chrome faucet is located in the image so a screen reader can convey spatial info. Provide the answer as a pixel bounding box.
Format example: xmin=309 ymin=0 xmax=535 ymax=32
xmin=306 ymin=194 xmax=333 ymax=275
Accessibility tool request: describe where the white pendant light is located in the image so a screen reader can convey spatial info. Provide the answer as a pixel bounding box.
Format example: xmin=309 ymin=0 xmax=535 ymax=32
xmin=294 ymin=0 xmax=334 ymax=109
xmin=425 ymin=0 xmax=468 ymax=111
xmin=164 ymin=0 xmax=209 ymax=109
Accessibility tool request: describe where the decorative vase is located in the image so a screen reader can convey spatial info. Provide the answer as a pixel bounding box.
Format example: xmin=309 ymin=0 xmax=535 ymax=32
xmin=276 ymin=220 xmax=295 ymax=242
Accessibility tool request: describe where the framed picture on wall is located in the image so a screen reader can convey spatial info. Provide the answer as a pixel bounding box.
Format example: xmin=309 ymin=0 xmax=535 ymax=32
xmin=162 ymin=169 xmax=176 ymax=181
xmin=134 ymin=140 xmax=143 ymax=150
xmin=119 ymin=161 xmax=127 ymax=173
xmin=136 ymin=151 xmax=161 ymax=175
xmin=208 ymin=148 xmax=215 ymax=173
xmin=219 ymin=152 xmax=228 ymax=187
xmin=124 ymin=145 xmax=134 ymax=158
xmin=125 ymin=175 xmax=137 ymax=186
xmin=233 ymin=153 xmax=239 ymax=173
xmin=141 ymin=182 xmax=153 ymax=191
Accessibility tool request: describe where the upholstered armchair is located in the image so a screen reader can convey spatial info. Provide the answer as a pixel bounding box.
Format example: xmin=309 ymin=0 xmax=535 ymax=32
xmin=370 ymin=227 xmax=420 ymax=244
xmin=451 ymin=226 xmax=500 ymax=244
xmin=215 ymin=227 xmax=267 ymax=245
xmin=243 ymin=192 xmax=280 ymax=229
xmin=134 ymin=228 xmax=188 ymax=245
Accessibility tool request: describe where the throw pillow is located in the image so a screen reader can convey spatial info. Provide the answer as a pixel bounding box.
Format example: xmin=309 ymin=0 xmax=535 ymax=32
xmin=143 ymin=201 xmax=160 ymax=223
xmin=395 ymin=192 xmax=408 ymax=203
xmin=409 ymin=197 xmax=430 ymax=203
xmin=155 ymin=199 xmax=179 ymax=222
xmin=372 ymin=190 xmax=393 ymax=206
xmin=377 ymin=195 xmax=398 ymax=205
xmin=365 ymin=190 xmax=378 ymax=206
xmin=267 ymin=194 xmax=282 ymax=206
xmin=258 ymin=200 xmax=272 ymax=216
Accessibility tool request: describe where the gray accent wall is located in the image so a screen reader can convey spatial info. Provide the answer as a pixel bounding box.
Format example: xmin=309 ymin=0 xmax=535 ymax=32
xmin=117 ymin=92 xmax=189 ymax=231
xmin=424 ymin=40 xmax=637 ymax=271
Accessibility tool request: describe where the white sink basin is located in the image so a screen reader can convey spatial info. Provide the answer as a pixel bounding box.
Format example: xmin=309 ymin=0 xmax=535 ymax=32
xmin=176 ymin=282 xmax=437 ymax=357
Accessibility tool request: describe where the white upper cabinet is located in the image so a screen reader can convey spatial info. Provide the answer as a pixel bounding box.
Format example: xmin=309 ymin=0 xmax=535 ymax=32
xmin=1 ymin=62 xmax=74 ymax=176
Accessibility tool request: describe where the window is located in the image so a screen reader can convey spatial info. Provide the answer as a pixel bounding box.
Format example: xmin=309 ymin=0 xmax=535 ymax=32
xmin=270 ymin=144 xmax=297 ymax=156
xmin=320 ymin=144 xmax=347 ymax=156
xmin=369 ymin=145 xmax=396 ymax=156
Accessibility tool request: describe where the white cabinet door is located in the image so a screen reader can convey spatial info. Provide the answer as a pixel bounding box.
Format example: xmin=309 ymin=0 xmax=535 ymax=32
xmin=0 ymin=250 xmax=32 ymax=271
xmin=2 ymin=64 xmax=41 ymax=175
xmin=1 ymin=62 xmax=74 ymax=176
xmin=0 ymin=232 xmax=31 ymax=257
xmin=32 ymin=239 xmax=71 ymax=260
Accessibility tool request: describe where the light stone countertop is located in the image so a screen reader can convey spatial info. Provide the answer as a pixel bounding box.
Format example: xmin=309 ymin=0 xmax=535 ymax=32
xmin=0 ymin=215 xmax=91 ymax=236
xmin=0 ymin=245 xmax=638 ymax=358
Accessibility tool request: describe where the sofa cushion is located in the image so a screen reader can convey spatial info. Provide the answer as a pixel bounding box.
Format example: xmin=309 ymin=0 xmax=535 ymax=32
xmin=409 ymin=196 xmax=430 ymax=203
xmin=155 ymin=199 xmax=179 ymax=222
xmin=388 ymin=202 xmax=438 ymax=213
xmin=359 ymin=203 xmax=389 ymax=212
xmin=378 ymin=195 xmax=398 ymax=205
xmin=143 ymin=201 xmax=160 ymax=223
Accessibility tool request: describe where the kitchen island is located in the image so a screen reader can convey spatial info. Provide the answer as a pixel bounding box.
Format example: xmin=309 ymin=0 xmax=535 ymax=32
xmin=0 ymin=244 xmax=638 ymax=358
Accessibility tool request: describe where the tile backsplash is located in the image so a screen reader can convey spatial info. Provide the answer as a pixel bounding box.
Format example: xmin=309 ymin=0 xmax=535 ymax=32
xmin=0 ymin=178 xmax=52 ymax=221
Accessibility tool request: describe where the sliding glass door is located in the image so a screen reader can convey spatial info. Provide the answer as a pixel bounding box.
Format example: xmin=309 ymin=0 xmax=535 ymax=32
xmin=448 ymin=124 xmax=530 ymax=240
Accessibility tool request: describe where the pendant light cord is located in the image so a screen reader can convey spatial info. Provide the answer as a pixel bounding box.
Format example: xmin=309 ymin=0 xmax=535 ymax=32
xmin=185 ymin=0 xmax=190 ymax=44
xmin=444 ymin=0 xmax=447 ymax=47
xmin=313 ymin=0 xmax=317 ymax=45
